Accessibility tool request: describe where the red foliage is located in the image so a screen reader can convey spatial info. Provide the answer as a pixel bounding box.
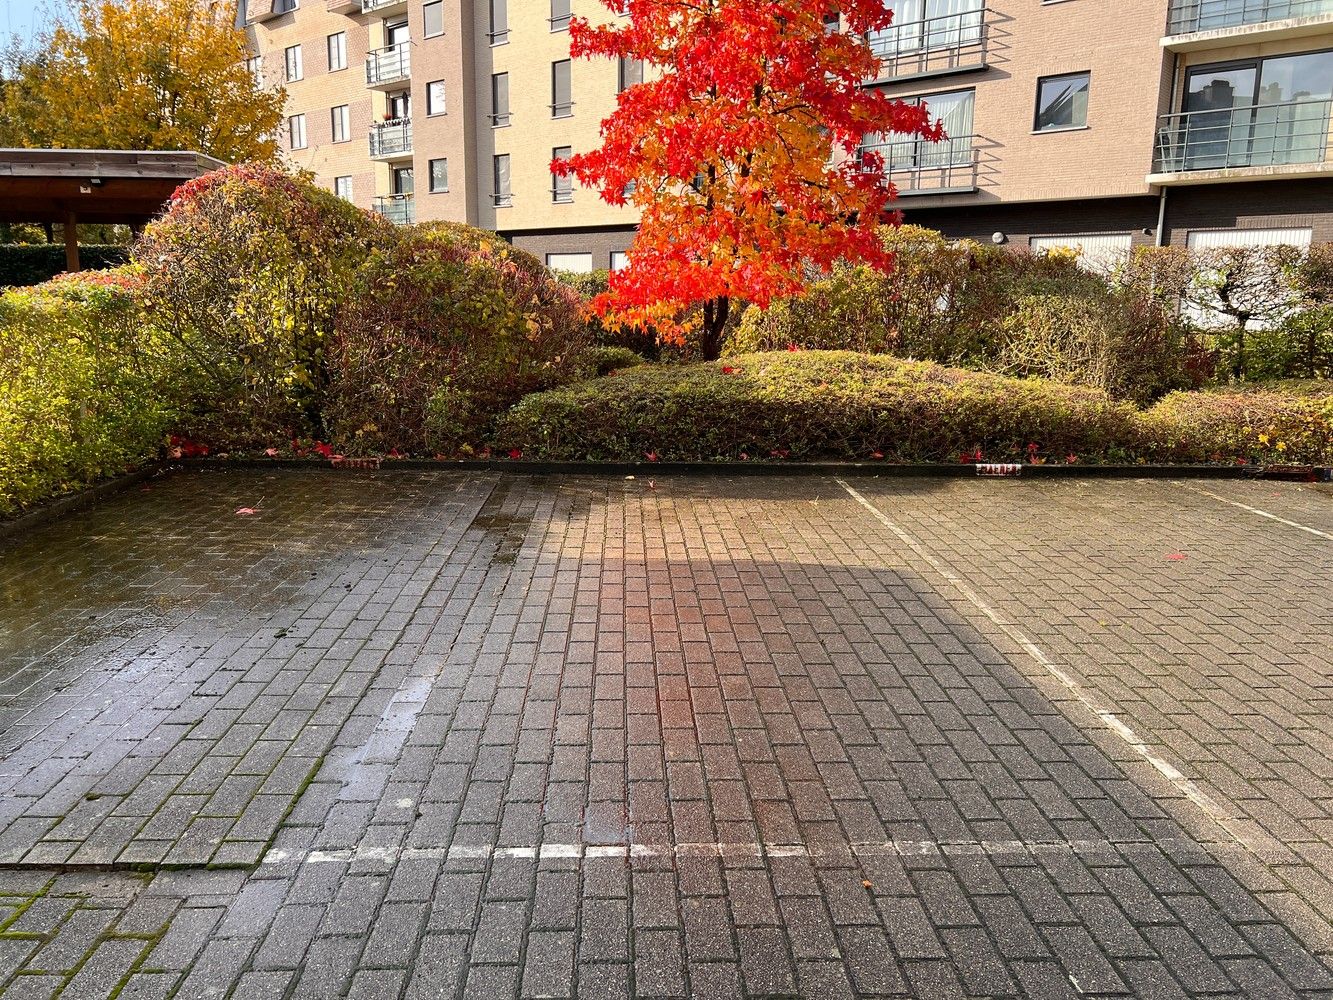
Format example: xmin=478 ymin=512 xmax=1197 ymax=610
xmin=553 ymin=0 xmax=941 ymax=357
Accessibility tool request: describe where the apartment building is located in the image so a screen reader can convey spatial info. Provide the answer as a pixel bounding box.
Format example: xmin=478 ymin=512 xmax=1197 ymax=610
xmin=241 ymin=0 xmax=1333 ymax=272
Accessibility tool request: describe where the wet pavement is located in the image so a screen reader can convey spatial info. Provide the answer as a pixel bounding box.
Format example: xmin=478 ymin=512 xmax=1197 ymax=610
xmin=0 ymin=468 xmax=1330 ymax=999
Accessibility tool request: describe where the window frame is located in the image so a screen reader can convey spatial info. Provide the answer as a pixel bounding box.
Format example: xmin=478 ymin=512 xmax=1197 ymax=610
xmin=330 ymin=104 xmax=351 ymax=143
xmin=493 ymin=153 xmax=513 ymax=207
xmin=489 ymin=0 xmax=509 ymax=45
xmin=284 ymin=44 xmax=303 ymax=82
xmin=429 ymin=157 xmax=450 ymax=193
xmin=334 ymin=175 xmax=354 ymax=201
xmin=491 ymin=72 xmax=511 ymax=126
xmin=550 ymin=0 xmax=572 ymax=31
xmin=552 ymin=146 xmax=573 ymax=203
xmin=426 ymin=80 xmax=447 ymax=116
xmin=326 ymin=31 xmax=347 ymax=72
xmin=288 ymin=113 xmax=307 ymax=150
xmin=1033 ymin=70 xmax=1091 ymax=133
xmin=423 ymin=0 xmax=445 ymax=38
xmin=551 ymin=59 xmax=573 ymax=118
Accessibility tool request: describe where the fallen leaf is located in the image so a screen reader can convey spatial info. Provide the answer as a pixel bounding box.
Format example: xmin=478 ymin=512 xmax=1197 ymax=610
xmin=1165 ymin=552 xmax=1187 ymax=561
xmin=236 ymin=507 xmax=259 ymax=516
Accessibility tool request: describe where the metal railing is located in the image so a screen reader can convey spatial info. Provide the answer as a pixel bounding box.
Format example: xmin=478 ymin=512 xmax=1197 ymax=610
xmin=369 ymin=118 xmax=413 ymax=158
xmin=1153 ymin=99 xmax=1331 ymax=172
xmin=366 ymin=44 xmax=410 ymax=87
xmin=362 ymin=0 xmax=408 ymax=12
xmin=373 ymin=195 xmax=415 ymax=225
xmin=493 ymin=192 xmax=514 ymax=207
xmin=859 ymin=134 xmax=980 ymax=194
xmin=1167 ymin=0 xmax=1333 ymax=33
xmin=245 ymin=0 xmax=297 ymax=22
xmin=868 ymin=8 xmax=988 ymax=81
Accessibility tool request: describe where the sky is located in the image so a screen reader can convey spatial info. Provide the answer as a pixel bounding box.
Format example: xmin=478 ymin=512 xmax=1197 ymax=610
xmin=1 ymin=0 xmax=50 ymax=45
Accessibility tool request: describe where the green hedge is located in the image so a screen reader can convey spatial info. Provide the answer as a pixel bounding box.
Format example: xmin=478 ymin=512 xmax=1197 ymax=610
xmin=495 ymin=351 xmax=1142 ymax=463
xmin=1141 ymin=381 xmax=1333 ymax=465
xmin=0 ymin=271 xmax=179 ymax=516
xmin=0 ymin=244 xmax=130 ymax=287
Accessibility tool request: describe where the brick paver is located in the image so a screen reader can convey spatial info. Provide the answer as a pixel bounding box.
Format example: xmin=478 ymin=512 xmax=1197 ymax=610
xmin=0 ymin=469 xmax=1329 ymax=998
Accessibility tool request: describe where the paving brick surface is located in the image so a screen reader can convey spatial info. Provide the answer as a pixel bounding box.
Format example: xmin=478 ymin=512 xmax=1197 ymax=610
xmin=0 ymin=469 xmax=1329 ymax=998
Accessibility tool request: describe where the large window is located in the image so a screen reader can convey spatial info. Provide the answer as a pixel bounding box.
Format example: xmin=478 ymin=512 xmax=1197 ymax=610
xmin=489 ymin=0 xmax=508 ymax=44
xmin=1176 ymin=50 xmax=1333 ymax=169
xmin=551 ymin=0 xmax=572 ymax=30
xmin=334 ymin=176 xmax=353 ymax=201
xmin=284 ymin=44 xmax=303 ymax=82
xmin=327 ymin=33 xmax=347 ymax=72
xmin=424 ymin=0 xmax=444 ymax=37
xmin=547 ymin=253 xmax=593 ymax=273
xmin=552 ymin=60 xmax=573 ymax=117
xmin=491 ymin=73 xmax=510 ymax=126
xmin=861 ymin=89 xmax=975 ymax=192
xmin=1034 ymin=72 xmax=1090 ymax=131
xmin=493 ymin=154 xmax=512 ymax=207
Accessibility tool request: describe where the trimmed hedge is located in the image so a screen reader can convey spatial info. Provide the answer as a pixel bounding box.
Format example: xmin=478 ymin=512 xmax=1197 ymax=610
xmin=0 ymin=244 xmax=130 ymax=287
xmin=495 ymin=351 xmax=1142 ymax=463
xmin=1142 ymin=382 xmax=1333 ymax=465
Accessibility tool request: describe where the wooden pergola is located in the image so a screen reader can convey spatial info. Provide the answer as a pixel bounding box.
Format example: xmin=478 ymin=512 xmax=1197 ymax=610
xmin=0 ymin=149 xmax=226 ymax=271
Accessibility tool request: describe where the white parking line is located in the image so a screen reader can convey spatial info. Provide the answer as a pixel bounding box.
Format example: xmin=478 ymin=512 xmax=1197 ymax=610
xmin=1179 ymin=484 xmax=1333 ymax=541
xmin=835 ymin=479 xmax=1259 ymax=854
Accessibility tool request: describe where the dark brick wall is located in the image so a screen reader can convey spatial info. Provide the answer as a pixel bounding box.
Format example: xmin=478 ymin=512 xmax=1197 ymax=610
xmin=501 ymin=226 xmax=636 ymax=271
xmin=1160 ymin=180 xmax=1333 ymax=245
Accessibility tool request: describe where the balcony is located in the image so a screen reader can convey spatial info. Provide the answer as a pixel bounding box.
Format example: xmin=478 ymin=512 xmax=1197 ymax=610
xmin=860 ymin=134 xmax=980 ymax=195
xmin=867 ymin=8 xmax=989 ymax=83
xmin=244 ymin=0 xmax=297 ymax=24
xmin=1164 ymin=0 xmax=1333 ymax=47
xmin=361 ymin=0 xmax=409 ymax=12
xmin=373 ymin=195 xmax=415 ymax=225
xmin=1150 ymin=99 xmax=1333 ymax=183
xmin=369 ymin=118 xmax=413 ymax=160
xmin=327 ymin=0 xmax=360 ymax=13
xmin=366 ymin=44 xmax=410 ymax=88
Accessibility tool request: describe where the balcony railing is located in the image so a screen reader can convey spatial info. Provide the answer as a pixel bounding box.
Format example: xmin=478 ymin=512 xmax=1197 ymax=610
xmin=362 ymin=0 xmax=409 ymax=12
xmin=245 ymin=0 xmax=297 ymax=23
xmin=1166 ymin=0 xmax=1333 ymax=34
xmin=373 ymin=195 xmax=415 ymax=225
xmin=369 ymin=118 xmax=413 ymax=159
xmin=1153 ymin=100 xmax=1331 ymax=172
xmin=366 ymin=44 xmax=410 ymax=87
xmin=868 ymin=8 xmax=988 ymax=81
xmin=860 ymin=135 xmax=980 ymax=195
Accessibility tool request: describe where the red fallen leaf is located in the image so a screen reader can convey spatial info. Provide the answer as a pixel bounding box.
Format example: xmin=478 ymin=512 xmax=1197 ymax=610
xmin=871 ymin=451 xmax=885 ymax=460
xmin=264 ymin=448 xmax=280 ymax=458
xmin=647 ymin=479 xmax=657 ymax=490
xmin=786 ymin=343 xmax=801 ymax=352
xmin=236 ymin=507 xmax=259 ymax=516
xmin=388 ymin=448 xmax=405 ymax=459
xmin=1165 ymin=552 xmax=1187 ymax=561
xmin=313 ymin=442 xmax=334 ymax=459
xmin=645 ymin=451 xmax=659 ymax=463
xmin=770 ymin=448 xmax=790 ymax=460
xmin=508 ymin=449 xmax=523 ymax=460
xmin=721 ymin=366 xmax=739 ymax=375
xmin=1066 ymin=453 xmax=1079 ymax=464
xmin=739 ymin=452 xmax=750 ymax=461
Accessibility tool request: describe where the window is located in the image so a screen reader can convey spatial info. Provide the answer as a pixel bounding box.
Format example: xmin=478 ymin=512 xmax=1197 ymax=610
xmin=551 ymin=0 xmax=571 ymax=30
xmin=547 ymin=253 xmax=593 ymax=273
xmin=388 ymin=90 xmax=411 ymax=119
xmin=860 ymin=89 xmax=975 ymax=189
xmin=327 ymin=32 xmax=347 ymax=72
xmin=1028 ymin=233 xmax=1132 ymax=274
xmin=284 ymin=44 xmax=303 ymax=82
xmin=617 ymin=56 xmax=643 ymax=93
xmin=1034 ymin=71 xmax=1090 ymax=131
xmin=870 ymin=0 xmax=984 ymax=59
xmin=331 ymin=105 xmax=350 ymax=143
xmin=552 ymin=59 xmax=573 ymax=117
xmin=429 ymin=158 xmax=449 ymax=193
xmin=610 ymin=251 xmax=629 ymax=271
xmin=424 ymin=0 xmax=444 ymax=37
xmin=493 ymin=154 xmax=512 ymax=206
xmin=427 ymin=80 xmax=447 ymax=116
xmin=552 ymin=146 xmax=573 ymax=203
xmin=489 ymin=0 xmax=508 ymax=44
xmin=334 ymin=176 xmax=354 ymax=201
xmin=245 ymin=55 xmax=263 ymax=85
xmin=393 ymin=166 xmax=414 ymax=195
xmin=491 ymin=73 xmax=510 ymax=126
xmin=1187 ymin=227 xmax=1312 ymax=250
xmin=288 ymin=114 xmax=307 ymax=150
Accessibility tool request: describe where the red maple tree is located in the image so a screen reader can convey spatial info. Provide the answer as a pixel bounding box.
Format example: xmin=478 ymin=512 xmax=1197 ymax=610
xmin=554 ymin=0 xmax=942 ymax=359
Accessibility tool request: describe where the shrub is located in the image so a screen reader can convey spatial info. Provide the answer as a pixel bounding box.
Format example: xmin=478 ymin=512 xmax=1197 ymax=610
xmin=135 ymin=163 xmax=395 ymax=446
xmin=0 ymin=244 xmax=130 ymax=287
xmin=0 ymin=270 xmax=176 ymax=514
xmin=1142 ymin=382 xmax=1333 ymax=465
xmin=583 ymin=345 xmax=647 ymax=376
xmin=332 ymin=222 xmax=590 ymax=454
xmin=495 ymin=350 xmax=1140 ymax=463
xmin=555 ymin=269 xmax=660 ymax=358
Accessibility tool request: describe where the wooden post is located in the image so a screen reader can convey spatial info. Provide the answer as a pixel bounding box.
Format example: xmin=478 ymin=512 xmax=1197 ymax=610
xmin=64 ymin=212 xmax=80 ymax=272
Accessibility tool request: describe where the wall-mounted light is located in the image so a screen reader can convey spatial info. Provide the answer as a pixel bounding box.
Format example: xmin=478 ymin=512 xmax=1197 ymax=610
xmin=992 ymin=232 xmax=1007 ymax=245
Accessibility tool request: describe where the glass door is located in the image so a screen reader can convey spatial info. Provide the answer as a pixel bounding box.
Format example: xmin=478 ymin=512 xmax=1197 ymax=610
xmin=1183 ymin=64 xmax=1258 ymax=168
xmin=392 ymin=167 xmax=414 ymax=196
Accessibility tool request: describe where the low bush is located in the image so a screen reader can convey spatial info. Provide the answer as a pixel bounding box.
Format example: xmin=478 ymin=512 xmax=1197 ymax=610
xmin=334 ymin=222 xmax=590 ymax=454
xmin=495 ymin=350 xmax=1141 ymax=463
xmin=135 ymin=163 xmax=395 ymax=446
xmin=0 ymin=270 xmax=177 ymax=515
xmin=0 ymin=244 xmax=130 ymax=287
xmin=582 ymin=345 xmax=647 ymax=376
xmin=1142 ymin=382 xmax=1333 ymax=466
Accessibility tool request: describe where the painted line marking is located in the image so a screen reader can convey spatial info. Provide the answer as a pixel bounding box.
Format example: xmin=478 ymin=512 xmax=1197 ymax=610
xmin=1179 ymin=484 xmax=1332 ymax=541
xmin=261 ymin=837 xmax=1202 ymax=868
xmin=835 ymin=479 xmax=1258 ymax=853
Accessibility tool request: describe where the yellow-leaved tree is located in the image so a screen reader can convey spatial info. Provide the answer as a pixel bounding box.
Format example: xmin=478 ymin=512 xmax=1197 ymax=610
xmin=0 ymin=0 xmax=283 ymax=162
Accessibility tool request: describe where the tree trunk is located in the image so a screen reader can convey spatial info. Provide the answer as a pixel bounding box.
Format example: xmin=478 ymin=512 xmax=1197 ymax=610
xmin=700 ymin=296 xmax=730 ymax=361
xmin=1232 ymin=321 xmax=1246 ymax=381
